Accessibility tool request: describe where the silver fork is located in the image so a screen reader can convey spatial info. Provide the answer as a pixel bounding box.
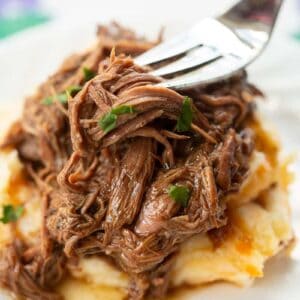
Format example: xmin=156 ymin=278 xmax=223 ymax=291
xmin=135 ymin=0 xmax=283 ymax=90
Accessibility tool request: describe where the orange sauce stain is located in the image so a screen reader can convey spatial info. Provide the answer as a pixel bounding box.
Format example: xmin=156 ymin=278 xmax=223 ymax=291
xmin=6 ymin=170 xmax=28 ymax=206
xmin=245 ymin=265 xmax=262 ymax=277
xmin=227 ymin=209 xmax=253 ymax=256
xmin=235 ymin=235 xmax=252 ymax=255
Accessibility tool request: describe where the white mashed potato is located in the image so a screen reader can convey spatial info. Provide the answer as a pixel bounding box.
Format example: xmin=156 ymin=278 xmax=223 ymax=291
xmin=0 ymin=116 xmax=294 ymax=300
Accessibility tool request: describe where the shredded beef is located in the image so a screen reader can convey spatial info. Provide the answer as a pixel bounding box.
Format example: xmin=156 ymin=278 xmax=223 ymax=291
xmin=0 ymin=241 xmax=65 ymax=300
xmin=0 ymin=22 xmax=261 ymax=300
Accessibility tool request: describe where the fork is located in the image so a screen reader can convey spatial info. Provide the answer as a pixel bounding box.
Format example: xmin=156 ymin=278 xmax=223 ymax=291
xmin=135 ymin=0 xmax=283 ymax=90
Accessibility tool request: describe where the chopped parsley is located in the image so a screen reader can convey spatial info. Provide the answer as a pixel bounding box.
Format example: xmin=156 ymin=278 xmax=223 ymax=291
xmin=168 ymin=184 xmax=191 ymax=207
xmin=42 ymin=96 xmax=54 ymax=105
xmin=0 ymin=205 xmax=24 ymax=224
xmin=56 ymin=93 xmax=68 ymax=104
xmin=42 ymin=85 xmax=82 ymax=106
xmin=42 ymin=92 xmax=67 ymax=105
xmin=111 ymin=105 xmax=136 ymax=115
xmin=176 ymin=96 xmax=193 ymax=132
xmin=99 ymin=113 xmax=117 ymax=134
xmin=67 ymin=85 xmax=82 ymax=97
xmin=83 ymin=67 xmax=96 ymax=82
xmin=99 ymin=105 xmax=137 ymax=134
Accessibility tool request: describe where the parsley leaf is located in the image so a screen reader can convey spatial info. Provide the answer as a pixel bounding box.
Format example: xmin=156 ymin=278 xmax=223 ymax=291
xmin=111 ymin=105 xmax=137 ymax=115
xmin=67 ymin=85 xmax=82 ymax=97
xmin=99 ymin=105 xmax=137 ymax=134
xmin=41 ymin=68 xmax=96 ymax=106
xmin=168 ymin=185 xmax=191 ymax=207
xmin=0 ymin=205 xmax=24 ymax=224
xmin=56 ymin=93 xmax=68 ymax=104
xmin=41 ymin=92 xmax=68 ymax=105
xmin=42 ymin=96 xmax=53 ymax=105
xmin=176 ymin=96 xmax=193 ymax=132
xmin=83 ymin=67 xmax=96 ymax=82
xmin=99 ymin=113 xmax=117 ymax=134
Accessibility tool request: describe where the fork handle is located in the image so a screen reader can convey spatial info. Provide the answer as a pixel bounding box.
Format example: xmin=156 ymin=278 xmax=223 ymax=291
xmin=220 ymin=0 xmax=283 ymax=28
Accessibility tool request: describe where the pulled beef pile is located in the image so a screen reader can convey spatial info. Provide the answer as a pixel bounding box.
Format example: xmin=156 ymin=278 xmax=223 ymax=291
xmin=0 ymin=23 xmax=262 ymax=300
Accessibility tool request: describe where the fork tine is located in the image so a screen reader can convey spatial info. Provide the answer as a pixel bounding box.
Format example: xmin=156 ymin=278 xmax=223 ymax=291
xmin=135 ymin=18 xmax=253 ymax=67
xmin=136 ymin=0 xmax=283 ymax=90
xmin=150 ymin=46 xmax=221 ymax=77
xmin=157 ymin=55 xmax=246 ymax=90
xmin=134 ymin=31 xmax=202 ymax=66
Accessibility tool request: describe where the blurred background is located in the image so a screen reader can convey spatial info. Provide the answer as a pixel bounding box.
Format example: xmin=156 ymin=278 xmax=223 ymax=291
xmin=0 ymin=1 xmax=299 ymax=237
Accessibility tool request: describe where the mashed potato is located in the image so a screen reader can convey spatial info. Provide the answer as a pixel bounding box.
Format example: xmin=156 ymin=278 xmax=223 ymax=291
xmin=0 ymin=116 xmax=293 ymax=300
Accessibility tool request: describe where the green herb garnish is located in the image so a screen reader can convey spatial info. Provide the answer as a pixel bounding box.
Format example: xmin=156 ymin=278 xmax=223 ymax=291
xmin=83 ymin=67 xmax=96 ymax=82
xmin=168 ymin=184 xmax=191 ymax=207
xmin=67 ymin=85 xmax=82 ymax=97
xmin=41 ymin=92 xmax=68 ymax=105
xmin=41 ymin=85 xmax=83 ymax=106
xmin=0 ymin=205 xmax=24 ymax=224
xmin=56 ymin=93 xmax=68 ymax=104
xmin=42 ymin=96 xmax=53 ymax=105
xmin=99 ymin=105 xmax=137 ymax=133
xmin=176 ymin=96 xmax=193 ymax=132
xmin=111 ymin=105 xmax=136 ymax=115
xmin=99 ymin=113 xmax=117 ymax=134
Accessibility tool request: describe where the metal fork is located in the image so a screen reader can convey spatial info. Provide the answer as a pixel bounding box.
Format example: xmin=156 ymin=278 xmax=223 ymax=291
xmin=135 ymin=0 xmax=283 ymax=90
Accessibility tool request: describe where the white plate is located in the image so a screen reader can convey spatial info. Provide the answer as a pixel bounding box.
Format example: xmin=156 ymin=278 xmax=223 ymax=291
xmin=0 ymin=1 xmax=299 ymax=299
